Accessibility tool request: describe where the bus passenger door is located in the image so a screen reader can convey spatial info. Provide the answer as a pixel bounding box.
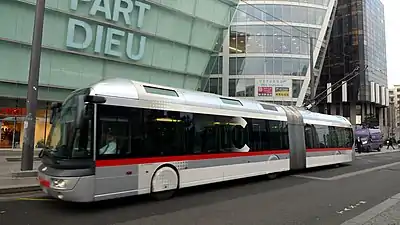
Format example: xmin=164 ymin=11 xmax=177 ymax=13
xmin=94 ymin=105 xmax=139 ymax=200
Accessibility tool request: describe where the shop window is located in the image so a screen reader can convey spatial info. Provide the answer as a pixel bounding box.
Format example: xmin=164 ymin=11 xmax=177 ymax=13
xmin=0 ymin=99 xmax=51 ymax=149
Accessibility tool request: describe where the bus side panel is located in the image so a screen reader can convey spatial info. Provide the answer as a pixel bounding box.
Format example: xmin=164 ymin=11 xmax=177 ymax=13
xmin=136 ymin=153 xmax=290 ymax=191
xmin=94 ymin=164 xmax=140 ymax=201
xmin=305 ymin=149 xmax=353 ymax=168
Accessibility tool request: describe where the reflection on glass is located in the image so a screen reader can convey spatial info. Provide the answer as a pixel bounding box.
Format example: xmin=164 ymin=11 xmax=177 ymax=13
xmin=230 ymin=25 xmax=319 ymax=55
xmin=45 ymin=93 xmax=91 ymax=159
xmin=226 ymin=78 xmax=304 ymax=98
xmin=234 ymin=4 xmax=327 ymax=25
xmin=46 ymin=97 xmax=78 ymax=158
xmin=292 ymin=80 xmax=304 ymax=98
xmin=204 ymin=78 xmax=222 ymax=95
xmin=229 ymin=79 xmax=255 ymax=97
xmin=205 ymin=56 xmax=222 ymax=74
xmin=229 ymin=57 xmax=309 ymax=76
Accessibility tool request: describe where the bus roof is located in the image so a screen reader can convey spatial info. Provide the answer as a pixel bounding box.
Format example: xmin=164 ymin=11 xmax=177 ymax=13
xmin=87 ymin=78 xmax=352 ymax=128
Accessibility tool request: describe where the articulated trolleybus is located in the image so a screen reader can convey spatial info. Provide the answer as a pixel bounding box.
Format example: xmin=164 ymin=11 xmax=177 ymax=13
xmin=38 ymin=78 xmax=354 ymax=202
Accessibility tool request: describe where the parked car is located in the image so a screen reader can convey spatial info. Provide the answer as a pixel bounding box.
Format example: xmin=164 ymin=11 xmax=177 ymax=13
xmin=355 ymin=127 xmax=383 ymax=152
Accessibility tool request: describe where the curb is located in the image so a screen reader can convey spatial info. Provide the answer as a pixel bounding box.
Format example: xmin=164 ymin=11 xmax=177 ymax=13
xmin=11 ymin=170 xmax=38 ymax=178
xmin=355 ymin=150 xmax=400 ymax=157
xmin=0 ymin=185 xmax=41 ymax=195
xmin=0 ymin=151 xmax=41 ymax=157
xmin=341 ymin=193 xmax=400 ymax=225
xmin=6 ymin=157 xmax=41 ymax=162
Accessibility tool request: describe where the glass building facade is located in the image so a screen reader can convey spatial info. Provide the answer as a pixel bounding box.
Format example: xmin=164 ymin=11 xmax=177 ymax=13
xmin=201 ymin=0 xmax=337 ymax=106
xmin=317 ymin=0 xmax=388 ymax=127
xmin=0 ymin=0 xmax=239 ymax=149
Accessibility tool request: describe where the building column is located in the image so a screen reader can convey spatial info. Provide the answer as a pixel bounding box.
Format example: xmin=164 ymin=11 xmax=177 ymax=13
xmin=379 ymin=107 xmax=384 ymax=131
xmin=222 ymin=27 xmax=230 ymax=97
xmin=339 ymin=102 xmax=344 ymax=115
xmin=330 ymin=104 xmax=336 ymax=115
xmin=361 ymin=104 xmax=366 ymax=121
xmin=350 ymin=103 xmax=357 ymax=125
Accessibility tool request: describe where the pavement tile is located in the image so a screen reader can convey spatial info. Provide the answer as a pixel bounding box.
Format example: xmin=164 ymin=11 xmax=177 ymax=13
xmin=361 ymin=202 xmax=400 ymax=225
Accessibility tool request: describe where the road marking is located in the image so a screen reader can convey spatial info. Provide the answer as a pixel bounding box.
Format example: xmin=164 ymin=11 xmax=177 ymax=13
xmin=292 ymin=161 xmax=400 ymax=181
xmin=336 ymin=201 xmax=367 ymax=215
xmin=341 ymin=194 xmax=400 ymax=225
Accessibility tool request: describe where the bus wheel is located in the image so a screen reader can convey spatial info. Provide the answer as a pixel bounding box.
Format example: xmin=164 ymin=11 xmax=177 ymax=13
xmin=150 ymin=166 xmax=179 ymax=201
xmin=267 ymin=173 xmax=278 ymax=180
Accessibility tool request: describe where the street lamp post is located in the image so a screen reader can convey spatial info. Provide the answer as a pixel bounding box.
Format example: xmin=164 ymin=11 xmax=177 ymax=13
xmin=21 ymin=0 xmax=46 ymax=171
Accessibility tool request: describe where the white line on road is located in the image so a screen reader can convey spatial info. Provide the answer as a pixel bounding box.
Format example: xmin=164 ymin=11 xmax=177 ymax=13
xmin=340 ymin=193 xmax=400 ymax=225
xmin=292 ymin=161 xmax=400 ymax=181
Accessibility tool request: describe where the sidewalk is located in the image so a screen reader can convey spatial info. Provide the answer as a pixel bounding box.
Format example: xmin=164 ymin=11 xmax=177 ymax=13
xmin=0 ymin=148 xmax=41 ymax=157
xmin=356 ymin=147 xmax=400 ymax=157
xmin=0 ymin=155 xmax=40 ymax=194
xmin=341 ymin=193 xmax=400 ymax=225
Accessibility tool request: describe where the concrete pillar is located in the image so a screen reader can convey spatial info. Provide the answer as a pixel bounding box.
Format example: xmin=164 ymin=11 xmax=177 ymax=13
xmin=222 ymin=27 xmax=230 ymax=96
xmin=339 ymin=102 xmax=344 ymax=115
xmin=379 ymin=108 xmax=384 ymax=136
xmin=330 ymin=104 xmax=336 ymax=115
xmin=361 ymin=104 xmax=366 ymax=121
xmin=350 ymin=103 xmax=357 ymax=125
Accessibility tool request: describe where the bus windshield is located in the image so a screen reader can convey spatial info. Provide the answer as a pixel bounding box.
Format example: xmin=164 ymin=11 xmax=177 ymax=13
xmin=44 ymin=93 xmax=92 ymax=160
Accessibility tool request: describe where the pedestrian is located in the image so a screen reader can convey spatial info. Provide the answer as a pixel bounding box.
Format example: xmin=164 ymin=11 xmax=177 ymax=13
xmin=356 ymin=137 xmax=362 ymax=153
xmin=387 ymin=138 xmax=395 ymax=150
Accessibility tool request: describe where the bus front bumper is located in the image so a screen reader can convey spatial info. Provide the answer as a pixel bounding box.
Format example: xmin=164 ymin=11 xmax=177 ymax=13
xmin=37 ymin=171 xmax=95 ymax=202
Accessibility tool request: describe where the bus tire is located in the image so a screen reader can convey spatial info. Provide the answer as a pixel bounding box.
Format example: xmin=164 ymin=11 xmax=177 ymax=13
xmin=267 ymin=173 xmax=278 ymax=180
xmin=150 ymin=165 xmax=179 ymax=201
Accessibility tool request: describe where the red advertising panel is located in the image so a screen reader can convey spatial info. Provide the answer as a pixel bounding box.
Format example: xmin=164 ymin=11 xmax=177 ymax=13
xmin=258 ymin=87 xmax=273 ymax=96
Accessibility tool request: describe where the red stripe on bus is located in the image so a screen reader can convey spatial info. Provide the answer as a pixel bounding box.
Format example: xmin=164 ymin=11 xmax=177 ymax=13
xmin=96 ymin=150 xmax=290 ymax=167
xmin=306 ymin=148 xmax=353 ymax=152
xmin=96 ymin=148 xmax=353 ymax=167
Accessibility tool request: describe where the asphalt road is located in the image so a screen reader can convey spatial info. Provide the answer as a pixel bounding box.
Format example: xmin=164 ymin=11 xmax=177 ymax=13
xmin=1 ymin=152 xmax=400 ymax=225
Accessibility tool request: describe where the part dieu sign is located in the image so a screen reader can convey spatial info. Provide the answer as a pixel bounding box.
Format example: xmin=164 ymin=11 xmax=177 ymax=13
xmin=67 ymin=0 xmax=150 ymax=61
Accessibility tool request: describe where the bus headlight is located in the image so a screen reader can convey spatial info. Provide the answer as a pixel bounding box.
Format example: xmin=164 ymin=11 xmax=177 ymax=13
xmin=362 ymin=141 xmax=368 ymax=145
xmin=51 ymin=178 xmax=67 ymax=189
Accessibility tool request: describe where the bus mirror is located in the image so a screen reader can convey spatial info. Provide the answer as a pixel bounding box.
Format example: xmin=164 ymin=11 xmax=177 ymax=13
xmin=49 ymin=102 xmax=61 ymax=124
xmin=49 ymin=108 xmax=59 ymax=125
xmin=84 ymin=95 xmax=106 ymax=104
xmin=75 ymin=96 xmax=85 ymax=127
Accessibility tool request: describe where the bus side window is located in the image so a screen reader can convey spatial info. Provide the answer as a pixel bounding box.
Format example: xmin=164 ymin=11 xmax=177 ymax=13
xmin=247 ymin=119 xmax=267 ymax=151
xmin=142 ymin=109 xmax=187 ymax=157
xmin=304 ymin=124 xmax=314 ymax=149
xmin=96 ymin=105 xmax=132 ymax=159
